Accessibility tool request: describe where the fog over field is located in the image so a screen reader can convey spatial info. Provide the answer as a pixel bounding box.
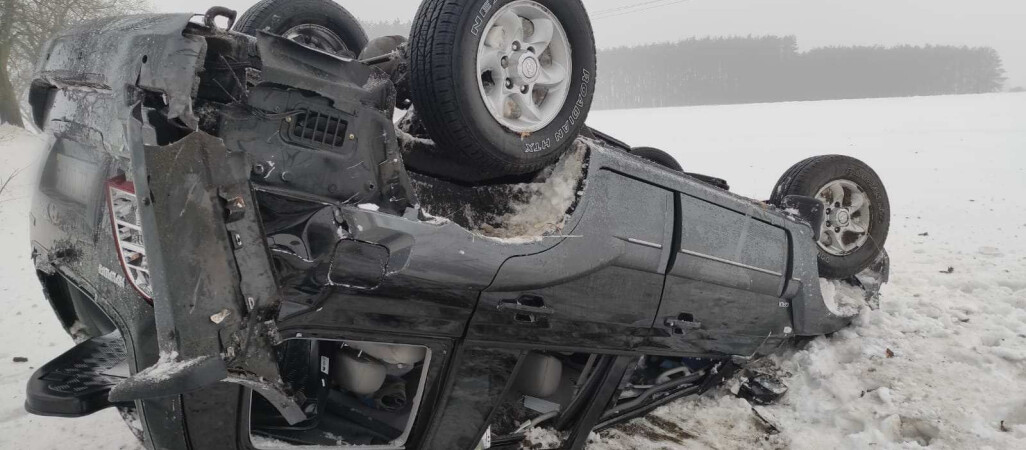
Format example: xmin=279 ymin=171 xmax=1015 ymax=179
xmin=163 ymin=0 xmax=1026 ymax=89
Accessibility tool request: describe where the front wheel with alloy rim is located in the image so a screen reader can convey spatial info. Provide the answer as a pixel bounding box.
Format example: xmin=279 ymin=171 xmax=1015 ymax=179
xmin=233 ymin=0 xmax=368 ymax=57
xmin=409 ymin=0 xmax=597 ymax=181
xmin=771 ymin=155 xmax=890 ymax=279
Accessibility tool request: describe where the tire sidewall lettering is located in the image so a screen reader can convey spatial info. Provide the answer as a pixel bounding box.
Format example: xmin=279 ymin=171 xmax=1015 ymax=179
xmin=551 ymin=68 xmax=590 ymax=148
xmin=471 ymin=0 xmax=498 ymax=36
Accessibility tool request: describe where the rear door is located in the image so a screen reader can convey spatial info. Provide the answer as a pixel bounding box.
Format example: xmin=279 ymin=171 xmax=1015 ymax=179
xmin=645 ymin=193 xmax=794 ymax=356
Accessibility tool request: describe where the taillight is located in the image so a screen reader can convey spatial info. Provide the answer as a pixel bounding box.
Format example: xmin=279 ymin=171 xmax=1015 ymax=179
xmin=106 ymin=176 xmax=153 ymax=302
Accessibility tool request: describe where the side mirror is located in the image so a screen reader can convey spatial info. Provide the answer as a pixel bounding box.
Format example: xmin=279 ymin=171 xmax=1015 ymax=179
xmin=329 ymin=240 xmax=390 ymax=290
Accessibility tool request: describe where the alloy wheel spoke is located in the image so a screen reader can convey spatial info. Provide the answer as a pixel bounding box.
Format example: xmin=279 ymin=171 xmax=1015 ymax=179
xmin=487 ymin=88 xmax=510 ymax=117
xmin=524 ymin=18 xmax=556 ymax=54
xmin=482 ymin=24 xmax=506 ymax=49
xmin=514 ymin=89 xmax=543 ymax=122
xmin=849 ymin=191 xmax=867 ymax=211
xmin=829 ymin=183 xmax=845 ymax=205
xmin=821 ymin=228 xmax=836 ymax=251
xmin=536 ymin=61 xmax=568 ymax=88
xmin=827 ymin=228 xmax=848 ymax=253
xmin=848 ymin=221 xmax=867 ymax=234
xmin=495 ymin=10 xmax=525 ymax=49
xmin=482 ymin=49 xmax=507 ymax=80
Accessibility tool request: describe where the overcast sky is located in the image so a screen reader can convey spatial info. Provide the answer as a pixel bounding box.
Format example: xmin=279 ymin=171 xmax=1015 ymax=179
xmin=163 ymin=0 xmax=1026 ymax=88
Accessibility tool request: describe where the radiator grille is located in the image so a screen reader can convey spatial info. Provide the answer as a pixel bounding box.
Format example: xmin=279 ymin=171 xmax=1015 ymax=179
xmin=288 ymin=108 xmax=348 ymax=148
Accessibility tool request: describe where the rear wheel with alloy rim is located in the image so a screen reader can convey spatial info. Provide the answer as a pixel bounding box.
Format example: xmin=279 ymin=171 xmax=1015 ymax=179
xmin=771 ymin=155 xmax=890 ymax=279
xmin=816 ymin=179 xmax=872 ymax=257
xmin=233 ymin=0 xmax=368 ymax=57
xmin=281 ymin=23 xmax=352 ymax=55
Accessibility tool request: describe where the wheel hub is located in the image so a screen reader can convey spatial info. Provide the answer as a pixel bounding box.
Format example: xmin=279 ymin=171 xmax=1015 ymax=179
xmin=815 ymin=179 xmax=872 ymax=256
xmin=283 ymin=24 xmax=349 ymax=56
xmin=516 ymin=52 xmax=541 ymax=82
xmin=835 ymin=209 xmax=850 ymax=226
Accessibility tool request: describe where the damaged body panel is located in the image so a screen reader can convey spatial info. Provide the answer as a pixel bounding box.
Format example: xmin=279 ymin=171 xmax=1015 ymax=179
xmin=24 ymin=12 xmax=884 ymax=450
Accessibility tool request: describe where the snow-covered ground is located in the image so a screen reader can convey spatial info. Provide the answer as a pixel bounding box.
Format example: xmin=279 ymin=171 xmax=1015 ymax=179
xmin=587 ymin=92 xmax=1026 ymax=449
xmin=1 ymin=92 xmax=1024 ymax=449
xmin=0 ymin=128 xmax=143 ymax=449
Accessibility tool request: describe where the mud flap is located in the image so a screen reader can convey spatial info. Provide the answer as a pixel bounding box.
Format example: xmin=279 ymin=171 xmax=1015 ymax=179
xmin=108 ymin=132 xmax=306 ymax=424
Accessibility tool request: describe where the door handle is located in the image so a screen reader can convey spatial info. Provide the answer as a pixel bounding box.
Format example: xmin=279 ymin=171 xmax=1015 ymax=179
xmin=497 ymin=295 xmax=554 ymax=317
xmin=664 ymin=313 xmax=702 ymax=335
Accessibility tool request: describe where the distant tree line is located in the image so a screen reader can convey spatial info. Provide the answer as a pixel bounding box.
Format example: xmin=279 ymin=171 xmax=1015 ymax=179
xmin=595 ymin=36 xmax=1007 ymax=109
xmin=362 ymin=21 xmax=1008 ymax=110
xmin=3 ymin=16 xmax=1009 ymax=127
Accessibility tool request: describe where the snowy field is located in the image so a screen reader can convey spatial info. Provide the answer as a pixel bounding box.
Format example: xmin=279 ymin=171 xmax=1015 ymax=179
xmin=1 ymin=92 xmax=1024 ymax=449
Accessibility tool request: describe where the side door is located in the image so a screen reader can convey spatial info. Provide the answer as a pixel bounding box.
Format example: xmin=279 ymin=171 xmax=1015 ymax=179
xmin=645 ymin=193 xmax=794 ymax=356
xmin=467 ymin=169 xmax=675 ymax=351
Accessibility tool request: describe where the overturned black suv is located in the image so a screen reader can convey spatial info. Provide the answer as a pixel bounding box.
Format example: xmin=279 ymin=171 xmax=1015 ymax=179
xmin=23 ymin=1 xmax=890 ymax=449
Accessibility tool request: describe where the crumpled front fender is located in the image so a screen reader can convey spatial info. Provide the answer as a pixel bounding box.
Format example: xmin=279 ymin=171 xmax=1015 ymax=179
xmin=108 ymin=128 xmax=305 ymax=425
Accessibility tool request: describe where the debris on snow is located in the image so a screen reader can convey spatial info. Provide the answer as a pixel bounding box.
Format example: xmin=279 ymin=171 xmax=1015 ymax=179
xmin=12 ymin=357 xmax=27 ymax=363
xmin=737 ymin=372 xmax=789 ymax=405
xmin=592 ymin=395 xmax=789 ymax=450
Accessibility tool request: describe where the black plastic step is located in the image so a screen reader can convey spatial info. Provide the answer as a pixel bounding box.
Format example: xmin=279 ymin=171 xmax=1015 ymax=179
xmin=25 ymin=330 xmax=129 ymax=417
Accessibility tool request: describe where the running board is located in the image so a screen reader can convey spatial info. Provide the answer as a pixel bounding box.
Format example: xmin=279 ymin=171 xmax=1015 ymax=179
xmin=25 ymin=331 xmax=129 ymax=417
